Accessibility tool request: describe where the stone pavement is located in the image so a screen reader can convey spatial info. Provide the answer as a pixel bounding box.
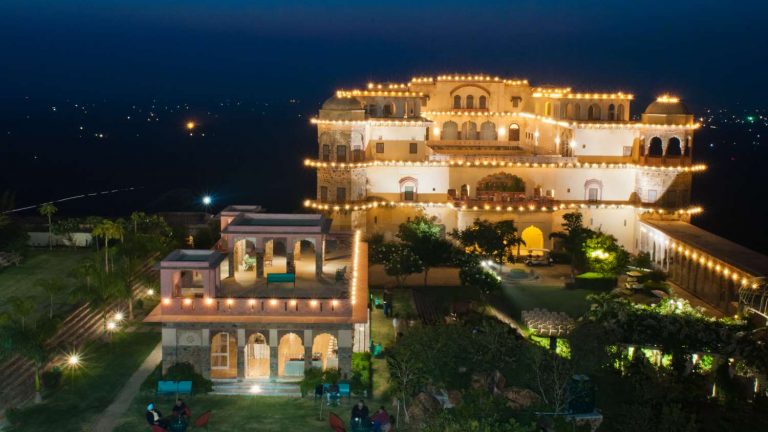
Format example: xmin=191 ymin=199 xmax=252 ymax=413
xmin=90 ymin=342 xmax=162 ymax=432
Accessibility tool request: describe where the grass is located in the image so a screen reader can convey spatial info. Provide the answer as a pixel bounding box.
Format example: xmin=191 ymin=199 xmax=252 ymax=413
xmin=0 ymin=248 xmax=90 ymax=314
xmin=113 ymin=394 xmax=362 ymax=432
xmin=6 ymin=329 xmax=160 ymax=432
xmin=496 ymin=282 xmax=599 ymax=320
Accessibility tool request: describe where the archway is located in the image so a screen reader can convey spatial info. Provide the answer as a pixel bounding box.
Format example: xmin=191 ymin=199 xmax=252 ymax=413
xmin=211 ymin=332 xmax=237 ymax=379
xmin=521 ymin=226 xmax=544 ymax=252
xmin=441 ymin=121 xmax=458 ymax=140
xmin=588 ymin=104 xmax=601 ymax=120
xmin=245 ymin=333 xmax=270 ymax=378
xmin=666 ymin=137 xmax=682 ymax=156
xmin=278 ymin=333 xmax=305 ymax=377
xmin=460 ymin=121 xmax=477 ymax=140
xmin=480 ymin=121 xmax=497 ymax=140
xmin=508 ymin=124 xmax=520 ymax=142
xmin=312 ymin=333 xmax=339 ymax=371
xmin=648 ymin=137 xmax=663 ymax=156
xmin=608 ymin=104 xmax=616 ymax=121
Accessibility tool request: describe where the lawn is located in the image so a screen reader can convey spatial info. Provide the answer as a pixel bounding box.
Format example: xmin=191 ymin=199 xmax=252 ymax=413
xmin=0 ymin=248 xmax=90 ymax=314
xmin=6 ymin=329 xmax=160 ymax=432
xmin=114 ymin=394 xmax=363 ymax=432
xmin=496 ymin=282 xmax=599 ymax=320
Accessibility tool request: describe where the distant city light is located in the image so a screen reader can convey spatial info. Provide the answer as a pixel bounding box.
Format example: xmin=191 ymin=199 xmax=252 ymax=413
xmin=202 ymin=195 xmax=212 ymax=206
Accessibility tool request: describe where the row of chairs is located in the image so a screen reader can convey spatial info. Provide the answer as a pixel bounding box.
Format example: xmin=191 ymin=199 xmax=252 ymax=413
xmin=0 ymin=251 xmax=22 ymax=269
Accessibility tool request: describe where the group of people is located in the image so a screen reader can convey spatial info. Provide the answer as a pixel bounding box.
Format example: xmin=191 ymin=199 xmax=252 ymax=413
xmin=146 ymin=399 xmax=191 ymax=431
xmin=351 ymin=400 xmax=391 ymax=432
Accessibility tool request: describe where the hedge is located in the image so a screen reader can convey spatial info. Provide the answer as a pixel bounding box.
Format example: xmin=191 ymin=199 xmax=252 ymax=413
xmin=574 ymin=272 xmax=617 ymax=291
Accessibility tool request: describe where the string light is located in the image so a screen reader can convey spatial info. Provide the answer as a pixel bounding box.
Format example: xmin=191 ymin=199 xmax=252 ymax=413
xmin=656 ymin=94 xmax=680 ymax=103
xmin=310 ymin=118 xmax=432 ymax=127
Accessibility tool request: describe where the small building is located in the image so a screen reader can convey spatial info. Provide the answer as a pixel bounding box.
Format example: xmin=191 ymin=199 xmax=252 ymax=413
xmin=145 ymin=209 xmax=369 ymax=385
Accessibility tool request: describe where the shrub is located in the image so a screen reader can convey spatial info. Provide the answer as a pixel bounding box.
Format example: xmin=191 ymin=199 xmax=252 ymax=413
xmin=42 ymin=366 xmax=62 ymax=391
xmin=643 ymin=280 xmax=670 ymax=294
xmin=459 ymin=262 xmax=501 ymax=294
xmin=351 ymin=352 xmax=372 ymax=395
xmin=639 ymin=269 xmax=667 ymax=283
xmin=550 ymin=251 xmax=572 ymax=264
xmin=574 ymin=272 xmax=617 ymax=291
xmin=142 ymin=362 xmax=213 ymax=394
xmin=299 ymin=367 xmax=341 ymax=397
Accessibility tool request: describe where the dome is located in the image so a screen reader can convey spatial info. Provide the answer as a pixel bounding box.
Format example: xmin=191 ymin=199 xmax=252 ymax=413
xmin=321 ymin=96 xmax=363 ymax=110
xmin=644 ymin=97 xmax=690 ymax=115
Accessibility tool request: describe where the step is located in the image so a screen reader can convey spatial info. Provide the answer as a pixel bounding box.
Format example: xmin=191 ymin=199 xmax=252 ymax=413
xmin=211 ymin=379 xmax=303 ymax=397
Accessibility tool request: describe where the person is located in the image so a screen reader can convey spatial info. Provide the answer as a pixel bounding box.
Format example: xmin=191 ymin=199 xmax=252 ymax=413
xmin=382 ymin=289 xmax=393 ymax=317
xmin=372 ymin=406 xmax=391 ymax=432
xmin=171 ymin=398 xmax=191 ymax=419
xmin=146 ymin=403 xmax=170 ymax=429
xmin=350 ymin=399 xmax=370 ymax=427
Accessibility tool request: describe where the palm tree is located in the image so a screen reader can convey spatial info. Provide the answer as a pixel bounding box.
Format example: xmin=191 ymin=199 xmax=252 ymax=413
xmin=7 ymin=296 xmax=36 ymax=329
xmin=0 ymin=316 xmax=59 ymax=403
xmin=38 ymin=203 xmax=58 ymax=250
xmin=130 ymin=211 xmax=147 ymax=234
xmin=92 ymin=220 xmax=123 ymax=272
xmin=35 ymin=278 xmax=69 ymax=319
xmin=73 ymin=264 xmax=121 ymax=339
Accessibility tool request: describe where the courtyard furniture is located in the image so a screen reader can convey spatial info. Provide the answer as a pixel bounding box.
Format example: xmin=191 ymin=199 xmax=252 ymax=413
xmin=156 ymin=380 xmax=193 ymax=396
xmin=193 ymin=410 xmax=211 ymax=430
xmin=329 ymin=412 xmax=347 ymax=432
xmin=266 ymin=272 xmax=296 ymax=288
xmin=338 ymin=382 xmax=351 ymax=400
xmin=151 ymin=426 xmax=167 ymax=432
xmin=521 ymin=309 xmax=575 ymax=338
xmin=168 ymin=417 xmax=188 ymax=432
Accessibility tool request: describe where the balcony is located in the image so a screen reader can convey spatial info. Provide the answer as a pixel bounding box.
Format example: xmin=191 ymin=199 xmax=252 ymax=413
xmin=430 ymin=153 xmax=578 ymax=165
xmin=641 ymin=155 xmax=692 ymax=167
xmin=450 ymin=194 xmax=560 ymax=211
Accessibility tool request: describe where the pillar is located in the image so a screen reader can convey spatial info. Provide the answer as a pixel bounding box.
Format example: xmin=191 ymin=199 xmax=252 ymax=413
xmin=286 ymin=241 xmax=295 ymax=274
xmin=161 ymin=327 xmax=177 ymax=374
xmin=227 ymin=253 xmax=235 ymax=278
xmin=237 ymin=329 xmax=246 ymax=380
xmin=315 ymin=238 xmax=325 ymax=277
xmin=303 ymin=329 xmax=313 ymax=371
xmin=337 ymin=329 xmax=353 ymax=380
xmin=256 ymin=252 xmax=265 ymax=278
xmin=201 ymin=329 xmax=211 ymax=379
xmin=294 ymin=240 xmax=302 ymax=261
xmin=269 ymin=329 xmax=278 ymax=380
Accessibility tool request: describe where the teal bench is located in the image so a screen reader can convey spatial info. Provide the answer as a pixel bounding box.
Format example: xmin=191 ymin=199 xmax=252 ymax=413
xmin=338 ymin=382 xmax=351 ymax=399
xmin=157 ymin=380 xmax=193 ymax=396
xmin=266 ymin=273 xmax=296 ymax=287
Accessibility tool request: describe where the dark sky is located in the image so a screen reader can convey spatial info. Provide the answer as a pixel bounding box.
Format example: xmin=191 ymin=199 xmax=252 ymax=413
xmin=1 ymin=0 xmax=767 ymax=108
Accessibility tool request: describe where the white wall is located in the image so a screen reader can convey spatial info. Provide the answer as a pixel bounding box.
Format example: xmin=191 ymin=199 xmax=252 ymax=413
xmin=366 ymin=125 xmax=426 ymax=143
xmin=573 ymin=129 xmax=637 ymax=156
xmin=365 ymin=166 xmax=449 ymax=195
xmin=27 ymin=232 xmax=93 ymax=247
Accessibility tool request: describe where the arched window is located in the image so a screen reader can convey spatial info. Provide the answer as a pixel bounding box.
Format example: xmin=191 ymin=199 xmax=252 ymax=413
xmin=616 ymin=104 xmax=625 ymax=121
xmin=478 ymin=95 xmax=487 ymax=109
xmin=383 ymin=103 xmax=395 ymax=117
xmin=508 ymin=124 xmax=520 ymax=141
xmin=648 ymin=137 xmax=663 ymax=156
xmin=544 ymin=102 xmax=552 ymax=117
xmin=441 ymin=121 xmax=458 ymax=140
xmin=584 ymin=179 xmax=603 ymax=202
xmin=336 ymin=145 xmax=347 ymax=162
xmin=574 ymin=104 xmax=581 ymax=119
xmin=608 ymin=104 xmax=616 ymax=121
xmin=460 ymin=121 xmax=477 ymax=140
xmin=453 ymin=95 xmax=462 ymax=109
xmin=588 ymin=104 xmax=601 ymax=120
xmin=466 ymin=95 xmax=474 ymax=109
xmin=399 ymin=177 xmax=418 ymax=201
xmin=666 ymin=137 xmax=682 ymax=156
xmin=480 ymin=121 xmax=497 ymax=140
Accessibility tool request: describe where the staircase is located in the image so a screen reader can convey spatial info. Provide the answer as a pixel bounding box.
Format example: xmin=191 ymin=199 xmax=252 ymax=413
xmin=212 ymin=378 xmax=302 ymax=397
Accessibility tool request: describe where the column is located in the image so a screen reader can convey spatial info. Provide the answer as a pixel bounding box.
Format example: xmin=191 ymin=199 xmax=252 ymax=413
xmin=294 ymin=240 xmax=302 ymax=261
xmin=337 ymin=329 xmax=353 ymax=380
xmin=269 ymin=329 xmax=278 ymax=380
xmin=315 ymin=238 xmax=325 ymax=277
xmin=286 ymin=238 xmax=295 ymax=274
xmin=161 ymin=327 xmax=177 ymax=374
xmin=303 ymin=329 xmax=313 ymax=371
xmin=237 ymin=329 xmax=246 ymax=380
xmin=256 ymin=252 xmax=265 ymax=278
xmin=201 ymin=329 xmax=211 ymax=379
xmin=227 ymin=253 xmax=235 ymax=278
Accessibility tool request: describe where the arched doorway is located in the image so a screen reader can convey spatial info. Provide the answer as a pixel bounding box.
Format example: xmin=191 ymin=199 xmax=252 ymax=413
xmin=521 ymin=226 xmax=544 ymax=252
xmin=480 ymin=121 xmax=497 ymax=140
xmin=666 ymin=137 xmax=682 ymax=156
xmin=460 ymin=121 xmax=477 ymax=140
xmin=211 ymin=332 xmax=237 ymax=379
xmin=278 ymin=333 xmax=305 ymax=377
xmin=312 ymin=333 xmax=339 ymax=371
xmin=245 ymin=333 xmax=270 ymax=378
xmin=441 ymin=121 xmax=458 ymax=140
xmin=648 ymin=137 xmax=663 ymax=156
xmin=508 ymin=124 xmax=520 ymax=142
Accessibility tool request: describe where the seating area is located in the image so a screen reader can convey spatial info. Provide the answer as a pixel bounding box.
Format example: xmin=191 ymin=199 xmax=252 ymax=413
xmin=266 ymin=272 xmax=296 ymax=287
xmin=156 ymin=381 xmax=193 ymax=396
xmin=0 ymin=251 xmax=22 ymax=269
xmin=522 ymin=308 xmax=575 ymax=337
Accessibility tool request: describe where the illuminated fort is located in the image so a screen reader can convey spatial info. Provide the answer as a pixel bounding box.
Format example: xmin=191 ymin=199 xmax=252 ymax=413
xmin=307 ymin=74 xmax=766 ymax=315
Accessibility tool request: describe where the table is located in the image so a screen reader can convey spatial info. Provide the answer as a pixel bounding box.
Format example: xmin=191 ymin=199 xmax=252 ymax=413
xmin=167 ymin=417 xmax=188 ymax=432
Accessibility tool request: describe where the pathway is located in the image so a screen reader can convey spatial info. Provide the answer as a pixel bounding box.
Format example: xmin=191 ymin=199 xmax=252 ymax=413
xmin=90 ymin=342 xmax=162 ymax=432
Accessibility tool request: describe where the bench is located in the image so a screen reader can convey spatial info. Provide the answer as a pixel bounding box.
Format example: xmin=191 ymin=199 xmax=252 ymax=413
xmin=267 ymin=273 xmax=296 ymax=288
xmin=157 ymin=380 xmax=193 ymax=396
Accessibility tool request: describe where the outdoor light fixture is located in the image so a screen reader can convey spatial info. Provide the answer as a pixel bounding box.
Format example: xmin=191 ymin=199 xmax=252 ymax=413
xmin=186 ymin=121 xmax=196 ymax=130
xmin=106 ymin=321 xmax=117 ymax=331
xmin=202 ymin=195 xmax=212 ymax=206
xmin=67 ymin=354 xmax=80 ymax=367
xmin=113 ymin=311 xmax=124 ymax=321
xmin=146 ymin=288 xmax=155 ymax=296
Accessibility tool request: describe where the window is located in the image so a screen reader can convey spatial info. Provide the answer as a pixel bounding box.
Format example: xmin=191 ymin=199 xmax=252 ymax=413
xmin=376 ymin=142 xmax=384 ymax=153
xmin=479 ymin=95 xmax=487 ymax=109
xmin=453 ymin=95 xmax=461 ymax=109
xmin=409 ymin=142 xmax=417 ymax=154
xmin=617 ymin=104 xmax=625 ymax=121
xmin=211 ymin=333 xmax=230 ymax=370
xmin=666 ymin=137 xmax=682 ymax=156
xmin=584 ymin=179 xmax=603 ymax=201
xmin=648 ymin=190 xmax=658 ymax=201
xmin=623 ymin=146 xmax=632 ymax=156
xmin=466 ymin=95 xmax=474 ymax=109
xmin=608 ymin=104 xmax=616 ymax=121
xmin=320 ymin=186 xmax=328 ymax=201
xmin=588 ymin=188 xmax=599 ymax=201
xmin=648 ymin=137 xmax=663 ymax=156
xmin=336 ymin=187 xmax=346 ymax=202
xmin=383 ymin=103 xmax=395 ymax=117
xmin=441 ymin=121 xmax=458 ymax=140
xmin=403 ymin=186 xmax=415 ymax=201
xmin=512 ymin=97 xmax=521 ymax=108
xmin=587 ymin=104 xmax=601 ymax=120
xmin=508 ymin=124 xmax=520 ymax=141
xmin=336 ymin=145 xmax=347 ymax=161
xmin=322 ymin=144 xmax=330 ymax=161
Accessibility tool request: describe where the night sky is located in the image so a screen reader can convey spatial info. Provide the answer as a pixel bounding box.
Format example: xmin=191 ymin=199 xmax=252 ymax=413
xmin=1 ymin=0 xmax=767 ymax=251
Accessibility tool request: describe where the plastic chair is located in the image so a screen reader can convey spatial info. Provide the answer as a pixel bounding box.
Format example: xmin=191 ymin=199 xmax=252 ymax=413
xmin=151 ymin=426 xmax=167 ymax=432
xmin=329 ymin=412 xmax=347 ymax=432
xmin=194 ymin=410 xmax=211 ymax=430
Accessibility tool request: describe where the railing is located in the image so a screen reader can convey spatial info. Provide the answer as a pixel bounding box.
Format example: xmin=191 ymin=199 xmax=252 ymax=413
xmin=430 ymin=153 xmax=577 ymax=165
xmin=160 ymin=297 xmax=353 ymax=317
xmin=642 ymin=155 xmax=692 ymax=166
xmin=451 ymin=196 xmax=560 ymax=209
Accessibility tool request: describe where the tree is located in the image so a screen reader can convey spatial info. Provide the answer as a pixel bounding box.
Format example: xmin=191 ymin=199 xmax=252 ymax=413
xmin=452 ymin=219 xmax=523 ymax=267
xmin=583 ymin=232 xmax=629 ymax=275
xmin=0 ymin=316 xmax=59 ymax=403
xmin=549 ymin=212 xmax=594 ymax=271
xmin=382 ymin=243 xmax=423 ymax=288
xmin=35 ymin=277 xmax=69 ymax=319
xmin=7 ymin=295 xmax=36 ymax=329
xmin=73 ymin=258 xmax=122 ymax=338
xmin=130 ymin=211 xmax=147 ymax=234
xmin=53 ymin=218 xmax=81 ymax=249
xmin=38 ymin=202 xmax=57 ymax=250
xmin=92 ymin=219 xmax=123 ymax=272
xmin=529 ymin=348 xmax=573 ymax=414
xmin=397 ymin=216 xmax=454 ymax=287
